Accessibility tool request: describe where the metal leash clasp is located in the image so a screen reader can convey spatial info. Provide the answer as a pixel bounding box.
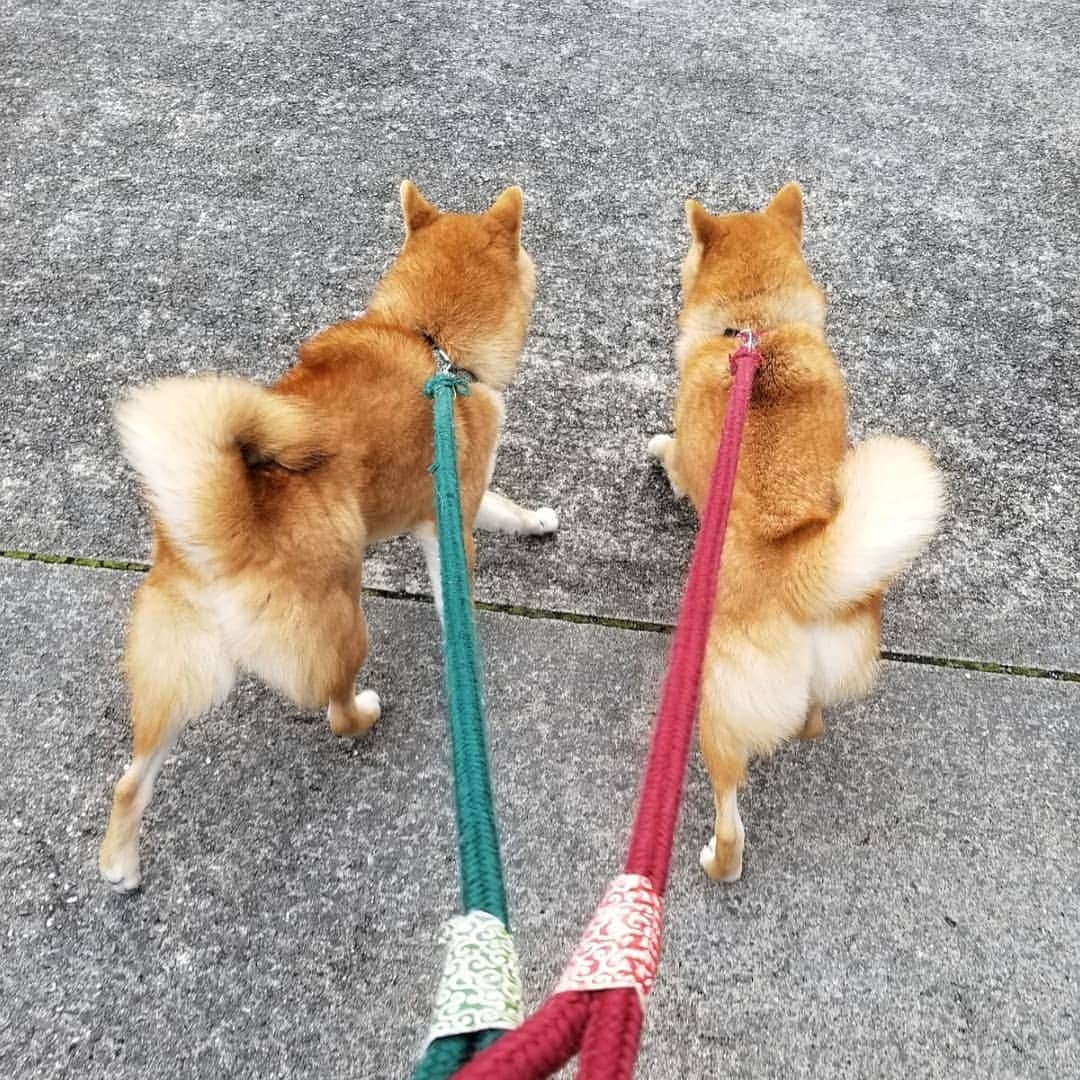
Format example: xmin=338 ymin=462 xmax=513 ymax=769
xmin=432 ymin=345 xmax=453 ymax=374
xmin=730 ymin=328 xmax=763 ymax=373
xmin=736 ymin=328 xmax=759 ymax=353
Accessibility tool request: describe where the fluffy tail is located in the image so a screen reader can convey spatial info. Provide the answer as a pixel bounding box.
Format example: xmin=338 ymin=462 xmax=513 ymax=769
xmin=115 ymin=375 xmax=328 ymax=572
xmin=795 ymin=435 xmax=946 ymax=616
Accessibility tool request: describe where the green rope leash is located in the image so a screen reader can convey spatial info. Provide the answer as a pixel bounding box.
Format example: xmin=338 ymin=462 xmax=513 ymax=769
xmin=412 ymin=366 xmax=521 ymax=1080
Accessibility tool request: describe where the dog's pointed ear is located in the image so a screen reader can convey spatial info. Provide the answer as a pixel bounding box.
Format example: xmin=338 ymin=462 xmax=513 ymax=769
xmin=487 ymin=185 xmax=524 ymax=241
xmin=400 ymin=180 xmax=440 ymax=234
xmin=764 ymin=183 xmax=803 ymax=242
xmin=686 ymin=199 xmax=716 ymax=244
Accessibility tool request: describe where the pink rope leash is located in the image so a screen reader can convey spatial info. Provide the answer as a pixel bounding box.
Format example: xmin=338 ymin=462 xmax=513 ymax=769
xmin=453 ymin=333 xmax=764 ymax=1080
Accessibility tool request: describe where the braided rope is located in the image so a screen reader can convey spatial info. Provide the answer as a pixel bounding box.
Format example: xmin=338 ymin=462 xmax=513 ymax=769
xmin=412 ymin=370 xmax=517 ymax=1079
xmin=453 ymin=337 xmax=763 ymax=1079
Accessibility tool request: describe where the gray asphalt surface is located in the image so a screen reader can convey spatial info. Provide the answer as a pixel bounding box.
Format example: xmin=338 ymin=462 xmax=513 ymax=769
xmin=1 ymin=2 xmax=1077 ymax=1078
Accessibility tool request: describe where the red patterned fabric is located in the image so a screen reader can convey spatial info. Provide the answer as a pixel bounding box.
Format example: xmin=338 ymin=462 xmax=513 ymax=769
xmin=554 ymin=875 xmax=663 ymax=1003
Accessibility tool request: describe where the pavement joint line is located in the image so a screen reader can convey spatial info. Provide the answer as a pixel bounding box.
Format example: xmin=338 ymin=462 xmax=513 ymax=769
xmin=2 ymin=548 xmax=152 ymax=573
xmin=4 ymin=547 xmax=1078 ymax=685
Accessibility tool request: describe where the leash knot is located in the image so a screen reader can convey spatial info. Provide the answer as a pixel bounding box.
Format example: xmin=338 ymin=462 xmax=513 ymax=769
xmin=424 ymin=371 xmax=473 ymax=399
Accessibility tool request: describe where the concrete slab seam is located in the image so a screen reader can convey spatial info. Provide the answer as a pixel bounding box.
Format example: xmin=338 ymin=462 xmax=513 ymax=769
xmin=2 ymin=548 xmax=1077 ymax=685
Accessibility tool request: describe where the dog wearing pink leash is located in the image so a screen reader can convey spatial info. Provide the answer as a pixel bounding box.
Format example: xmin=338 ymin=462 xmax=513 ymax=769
xmin=649 ymin=184 xmax=946 ymax=882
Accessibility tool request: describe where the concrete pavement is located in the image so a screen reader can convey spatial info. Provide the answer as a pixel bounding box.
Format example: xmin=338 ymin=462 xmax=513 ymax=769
xmin=1 ymin=2 xmax=1077 ymax=1077
xmin=1 ymin=559 xmax=1076 ymax=1078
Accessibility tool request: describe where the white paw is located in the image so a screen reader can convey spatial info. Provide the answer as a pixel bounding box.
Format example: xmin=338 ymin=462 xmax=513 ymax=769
xmin=647 ymin=433 xmax=673 ymax=460
xmin=699 ymin=830 xmax=744 ymax=883
xmin=699 ymin=837 xmax=718 ymax=874
xmin=99 ymin=845 xmax=141 ymax=893
xmin=327 ymin=689 xmax=381 ymax=737
xmin=531 ymin=507 xmax=559 ymax=535
xmin=356 ymin=689 xmax=381 ymax=720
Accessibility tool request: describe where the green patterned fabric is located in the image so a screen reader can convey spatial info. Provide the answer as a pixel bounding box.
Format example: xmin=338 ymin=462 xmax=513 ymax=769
xmin=412 ymin=368 xmax=517 ymax=1079
xmin=425 ymin=910 xmax=524 ymax=1045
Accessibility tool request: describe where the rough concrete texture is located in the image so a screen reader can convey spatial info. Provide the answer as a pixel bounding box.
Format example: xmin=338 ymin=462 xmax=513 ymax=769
xmin=1 ymin=559 xmax=1077 ymax=1079
xmin=1 ymin=2 xmax=1077 ymax=668
xmin=3 ymin=3 xmax=1078 ymax=1078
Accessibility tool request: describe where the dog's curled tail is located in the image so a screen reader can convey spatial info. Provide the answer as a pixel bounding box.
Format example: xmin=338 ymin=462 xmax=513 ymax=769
xmin=116 ymin=375 xmax=328 ymax=572
xmin=794 ymin=435 xmax=946 ymax=616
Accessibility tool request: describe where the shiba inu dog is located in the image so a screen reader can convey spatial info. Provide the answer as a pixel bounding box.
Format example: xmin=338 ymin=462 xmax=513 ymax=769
xmin=99 ymin=182 xmax=557 ymax=891
xmin=649 ymin=184 xmax=945 ymax=882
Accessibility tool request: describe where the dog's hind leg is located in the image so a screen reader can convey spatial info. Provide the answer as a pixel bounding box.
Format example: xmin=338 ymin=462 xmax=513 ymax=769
xmin=808 ymin=596 xmax=883 ymax=714
xmin=798 ymin=705 xmax=825 ymax=740
xmin=326 ymin=600 xmax=381 ymax=738
xmin=328 ymin=682 xmax=381 ymax=738
xmin=475 ymin=490 xmax=558 ymax=536
xmin=99 ymin=578 xmax=234 ymax=892
xmin=698 ymin=719 xmax=748 ymax=883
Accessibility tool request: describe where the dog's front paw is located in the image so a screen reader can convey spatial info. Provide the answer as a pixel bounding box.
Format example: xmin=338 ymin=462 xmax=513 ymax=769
xmin=647 ymin=433 xmax=673 ymax=461
xmin=647 ymin=434 xmax=686 ymax=497
xmin=530 ymin=507 xmax=559 ymax=535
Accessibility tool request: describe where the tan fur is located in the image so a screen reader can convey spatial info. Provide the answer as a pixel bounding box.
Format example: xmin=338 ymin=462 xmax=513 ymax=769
xmin=100 ymin=183 xmax=556 ymax=891
xmin=650 ymin=185 xmax=945 ymax=882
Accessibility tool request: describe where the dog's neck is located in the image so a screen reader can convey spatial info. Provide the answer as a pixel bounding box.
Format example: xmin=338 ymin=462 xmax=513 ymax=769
xmin=362 ymin=303 xmax=519 ymax=390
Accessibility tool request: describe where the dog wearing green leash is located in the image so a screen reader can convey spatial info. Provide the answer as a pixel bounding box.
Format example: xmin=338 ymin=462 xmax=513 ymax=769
xmin=99 ymin=181 xmax=557 ymax=893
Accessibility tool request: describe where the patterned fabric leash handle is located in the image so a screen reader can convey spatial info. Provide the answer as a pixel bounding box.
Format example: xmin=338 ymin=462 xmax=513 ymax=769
xmin=412 ymin=370 xmax=523 ymax=1080
xmin=452 ymin=333 xmax=764 ymax=1080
